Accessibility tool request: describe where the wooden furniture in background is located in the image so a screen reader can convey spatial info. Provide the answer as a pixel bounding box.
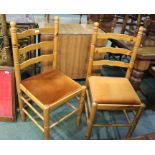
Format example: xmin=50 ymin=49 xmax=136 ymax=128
xmin=87 ymin=14 xmax=117 ymax=33
xmin=110 ymin=15 xmax=155 ymax=90
xmin=110 ymin=40 xmax=155 ymax=90
xmin=79 ymin=14 xmax=90 ymax=24
xmin=131 ymin=47 xmax=155 ymax=89
xmin=0 ymin=14 xmax=38 ymax=76
xmin=0 ymin=66 xmax=16 ymax=122
xmin=115 ymin=14 xmax=126 ymax=24
xmin=108 ymin=43 xmax=155 ymax=90
xmin=10 ymin=17 xmax=86 ymax=140
xmin=121 ymin=14 xmax=144 ymax=35
xmin=78 ymin=22 xmax=145 ymax=139
xmin=41 ymin=24 xmax=105 ymax=79
xmin=0 ymin=14 xmax=12 ymax=66
xmin=44 ymin=14 xmax=50 ymax=23
xmin=98 ymin=14 xmax=117 ymax=33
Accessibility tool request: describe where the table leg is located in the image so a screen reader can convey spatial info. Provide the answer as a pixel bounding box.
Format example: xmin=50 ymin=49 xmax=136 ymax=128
xmin=130 ymin=59 xmax=151 ymax=90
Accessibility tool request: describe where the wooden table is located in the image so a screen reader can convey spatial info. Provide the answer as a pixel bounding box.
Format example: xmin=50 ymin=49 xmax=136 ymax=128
xmin=40 ymin=24 xmax=105 ymax=79
xmin=131 ymin=47 xmax=155 ymax=89
xmin=111 ymin=39 xmax=155 ymax=90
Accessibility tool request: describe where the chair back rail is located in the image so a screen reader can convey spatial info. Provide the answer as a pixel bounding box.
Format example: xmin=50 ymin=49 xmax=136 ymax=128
xmin=19 ymin=41 xmax=54 ymax=55
xmin=93 ymin=60 xmax=129 ymax=68
xmin=97 ymin=33 xmax=136 ymax=42
xmin=95 ymin=47 xmax=132 ymax=56
xmin=17 ymin=27 xmax=54 ymax=39
xmin=20 ymin=54 xmax=53 ymax=70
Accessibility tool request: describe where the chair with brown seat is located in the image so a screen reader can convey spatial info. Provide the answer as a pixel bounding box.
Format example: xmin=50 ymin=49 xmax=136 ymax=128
xmin=77 ymin=22 xmax=145 ymax=139
xmin=10 ymin=16 xmax=86 ymax=140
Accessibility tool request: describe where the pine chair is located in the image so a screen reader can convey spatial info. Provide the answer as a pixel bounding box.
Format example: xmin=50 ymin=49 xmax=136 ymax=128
xmin=78 ymin=22 xmax=145 ymax=139
xmin=10 ymin=16 xmax=86 ymax=140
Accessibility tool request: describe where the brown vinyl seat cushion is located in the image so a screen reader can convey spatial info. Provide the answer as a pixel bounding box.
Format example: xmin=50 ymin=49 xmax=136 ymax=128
xmin=88 ymin=76 xmax=141 ymax=105
xmin=21 ymin=69 xmax=81 ymax=105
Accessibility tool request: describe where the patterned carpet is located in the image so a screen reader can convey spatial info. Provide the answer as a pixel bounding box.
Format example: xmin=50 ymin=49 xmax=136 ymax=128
xmin=0 ymin=76 xmax=155 ymax=140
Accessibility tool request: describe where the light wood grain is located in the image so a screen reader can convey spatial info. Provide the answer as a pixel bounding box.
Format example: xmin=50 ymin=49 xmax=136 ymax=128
xmin=41 ymin=24 xmax=105 ymax=79
xmin=97 ymin=33 xmax=136 ymax=42
xmin=17 ymin=27 xmax=54 ymax=39
xmin=93 ymin=59 xmax=129 ymax=68
xmin=10 ymin=17 xmax=86 ymax=140
xmin=19 ymin=41 xmax=54 ymax=55
xmin=84 ymin=22 xmax=145 ymax=140
xmin=95 ymin=47 xmax=131 ymax=56
xmin=20 ymin=54 xmax=53 ymax=70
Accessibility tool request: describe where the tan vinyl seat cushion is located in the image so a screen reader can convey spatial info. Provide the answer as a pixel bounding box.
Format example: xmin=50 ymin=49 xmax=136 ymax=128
xmin=88 ymin=76 xmax=141 ymax=105
xmin=21 ymin=69 xmax=81 ymax=105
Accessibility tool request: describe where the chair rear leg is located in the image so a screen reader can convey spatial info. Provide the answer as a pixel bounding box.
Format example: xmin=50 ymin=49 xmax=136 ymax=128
xmin=44 ymin=108 xmax=49 ymax=140
xmin=86 ymin=103 xmax=97 ymax=140
xmin=126 ymin=105 xmax=144 ymax=138
xmin=77 ymin=86 xmax=86 ymax=125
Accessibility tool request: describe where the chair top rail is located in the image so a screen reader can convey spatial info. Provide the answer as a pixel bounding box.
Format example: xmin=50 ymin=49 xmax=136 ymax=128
xmin=17 ymin=27 xmax=54 ymax=39
xmin=97 ymin=33 xmax=136 ymax=42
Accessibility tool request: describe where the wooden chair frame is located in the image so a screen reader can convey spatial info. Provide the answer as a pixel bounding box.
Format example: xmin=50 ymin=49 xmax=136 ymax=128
xmin=79 ymin=22 xmax=145 ymax=139
xmin=10 ymin=16 xmax=86 ymax=139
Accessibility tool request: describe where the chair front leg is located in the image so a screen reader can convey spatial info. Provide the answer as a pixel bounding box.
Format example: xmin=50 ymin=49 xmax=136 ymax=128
xmin=44 ymin=108 xmax=49 ymax=140
xmin=18 ymin=92 xmax=26 ymax=122
xmin=86 ymin=102 xmax=97 ymax=140
xmin=77 ymin=86 xmax=86 ymax=125
xmin=126 ymin=105 xmax=144 ymax=138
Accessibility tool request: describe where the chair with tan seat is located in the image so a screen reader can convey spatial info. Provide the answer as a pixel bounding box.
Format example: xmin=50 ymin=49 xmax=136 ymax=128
xmin=10 ymin=16 xmax=86 ymax=140
xmin=77 ymin=22 xmax=145 ymax=139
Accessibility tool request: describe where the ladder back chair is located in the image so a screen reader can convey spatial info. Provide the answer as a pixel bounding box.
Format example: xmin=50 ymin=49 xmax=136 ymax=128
xmin=80 ymin=22 xmax=145 ymax=139
xmin=10 ymin=16 xmax=86 ymax=140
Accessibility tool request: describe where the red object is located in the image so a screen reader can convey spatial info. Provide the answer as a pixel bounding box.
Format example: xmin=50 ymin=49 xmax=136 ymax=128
xmin=0 ymin=70 xmax=13 ymax=117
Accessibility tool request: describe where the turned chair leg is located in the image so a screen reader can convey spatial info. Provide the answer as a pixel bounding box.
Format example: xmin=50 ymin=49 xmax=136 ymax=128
xmin=44 ymin=108 xmax=49 ymax=140
xmin=126 ymin=106 xmax=144 ymax=138
xmin=86 ymin=103 xmax=97 ymax=140
xmin=77 ymin=86 xmax=86 ymax=125
xmin=18 ymin=92 xmax=26 ymax=121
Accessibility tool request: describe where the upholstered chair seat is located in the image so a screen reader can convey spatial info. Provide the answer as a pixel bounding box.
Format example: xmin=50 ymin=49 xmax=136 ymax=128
xmin=88 ymin=76 xmax=141 ymax=105
xmin=21 ymin=69 xmax=81 ymax=105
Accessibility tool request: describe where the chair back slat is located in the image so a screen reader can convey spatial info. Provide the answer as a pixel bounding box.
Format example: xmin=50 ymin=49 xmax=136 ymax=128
xmin=97 ymin=33 xmax=136 ymax=42
xmin=93 ymin=60 xmax=129 ymax=68
xmin=20 ymin=54 xmax=53 ymax=70
xmin=19 ymin=41 xmax=54 ymax=55
xmin=38 ymin=27 xmax=54 ymax=34
xmin=17 ymin=27 xmax=54 ymax=39
xmin=95 ymin=47 xmax=131 ymax=56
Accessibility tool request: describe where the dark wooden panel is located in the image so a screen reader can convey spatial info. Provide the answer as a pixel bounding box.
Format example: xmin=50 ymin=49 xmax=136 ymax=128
xmin=0 ymin=66 xmax=16 ymax=122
